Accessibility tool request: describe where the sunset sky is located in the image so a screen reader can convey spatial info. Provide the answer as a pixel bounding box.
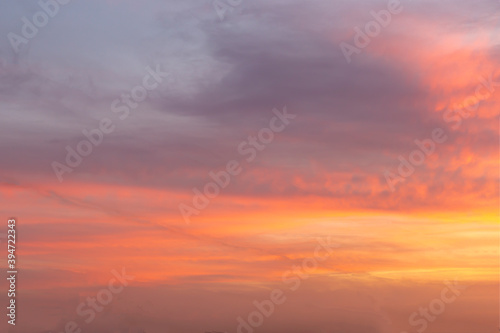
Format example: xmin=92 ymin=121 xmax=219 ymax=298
xmin=0 ymin=0 xmax=499 ymax=332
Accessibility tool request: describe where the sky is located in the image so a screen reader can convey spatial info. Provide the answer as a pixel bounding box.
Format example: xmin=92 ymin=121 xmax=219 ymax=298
xmin=0 ymin=0 xmax=499 ymax=332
